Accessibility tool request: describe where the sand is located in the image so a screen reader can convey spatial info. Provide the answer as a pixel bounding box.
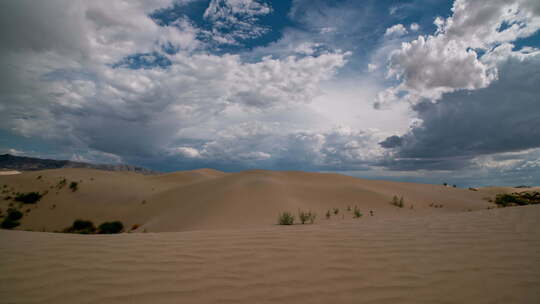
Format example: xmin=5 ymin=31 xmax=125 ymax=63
xmin=0 ymin=170 xmax=21 ymax=175
xmin=0 ymin=168 xmax=494 ymax=232
xmin=1 ymin=205 xmax=539 ymax=303
xmin=1 ymin=169 xmax=539 ymax=303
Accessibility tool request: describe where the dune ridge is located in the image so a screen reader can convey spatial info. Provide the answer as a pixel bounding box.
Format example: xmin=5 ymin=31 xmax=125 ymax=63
xmin=0 ymin=168 xmax=497 ymax=232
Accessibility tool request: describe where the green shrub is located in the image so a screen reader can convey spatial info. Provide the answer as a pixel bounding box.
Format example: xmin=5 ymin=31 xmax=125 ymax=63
xmin=494 ymin=193 xmax=538 ymax=207
xmin=353 ymin=208 xmax=362 ymax=218
xmin=56 ymin=178 xmax=67 ymax=189
xmin=391 ymin=195 xmax=404 ymax=208
xmin=1 ymin=218 xmax=20 ymax=229
xmin=298 ymin=210 xmax=316 ymax=224
xmin=14 ymin=192 xmax=42 ymax=204
xmin=98 ymin=221 xmax=124 ymax=234
xmin=69 ymin=181 xmax=78 ymax=192
xmin=1 ymin=209 xmax=22 ymax=229
xmin=278 ymin=212 xmax=295 ymax=225
xmin=64 ymin=219 xmax=96 ymax=234
xmin=6 ymin=209 xmax=23 ymax=221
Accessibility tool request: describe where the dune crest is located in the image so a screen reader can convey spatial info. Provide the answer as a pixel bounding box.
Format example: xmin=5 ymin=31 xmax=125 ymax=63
xmin=0 ymin=168 xmax=499 ymax=232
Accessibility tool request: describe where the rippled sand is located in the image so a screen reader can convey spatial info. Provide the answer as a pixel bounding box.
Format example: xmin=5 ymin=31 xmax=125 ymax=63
xmin=2 ymin=205 xmax=539 ymax=304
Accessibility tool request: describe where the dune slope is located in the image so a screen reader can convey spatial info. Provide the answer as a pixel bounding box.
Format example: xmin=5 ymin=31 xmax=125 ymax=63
xmin=1 ymin=205 xmax=539 ymax=304
xmin=0 ymin=168 xmax=496 ymax=232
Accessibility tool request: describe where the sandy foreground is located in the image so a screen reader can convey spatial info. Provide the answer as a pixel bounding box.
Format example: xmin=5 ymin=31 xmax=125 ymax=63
xmin=1 ymin=205 xmax=539 ymax=304
xmin=1 ymin=169 xmax=539 ymax=303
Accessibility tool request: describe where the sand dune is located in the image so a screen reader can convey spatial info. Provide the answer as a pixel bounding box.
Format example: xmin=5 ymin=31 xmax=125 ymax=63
xmin=0 ymin=168 xmax=494 ymax=232
xmin=1 ymin=205 xmax=539 ymax=303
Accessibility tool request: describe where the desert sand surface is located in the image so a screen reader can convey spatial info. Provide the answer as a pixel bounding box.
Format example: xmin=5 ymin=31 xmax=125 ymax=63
xmin=1 ymin=205 xmax=539 ymax=304
xmin=0 ymin=170 xmax=21 ymax=176
xmin=1 ymin=169 xmax=539 ymax=303
xmin=0 ymin=168 xmax=498 ymax=232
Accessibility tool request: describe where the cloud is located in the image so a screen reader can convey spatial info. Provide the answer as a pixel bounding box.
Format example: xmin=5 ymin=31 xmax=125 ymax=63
xmin=384 ymin=24 xmax=408 ymax=37
xmin=203 ymin=0 xmax=272 ymax=44
xmin=380 ymin=53 xmax=540 ymax=171
xmin=168 ymin=123 xmax=386 ymax=170
xmin=376 ymin=0 xmax=540 ymax=106
xmin=0 ymin=0 xmax=350 ymax=165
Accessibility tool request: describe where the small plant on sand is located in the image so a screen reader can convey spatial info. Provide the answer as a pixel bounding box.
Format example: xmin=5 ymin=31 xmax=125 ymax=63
xmin=353 ymin=207 xmax=362 ymax=219
xmin=64 ymin=219 xmax=96 ymax=234
xmin=333 ymin=208 xmax=339 ymax=215
xmin=98 ymin=221 xmax=124 ymax=234
xmin=1 ymin=209 xmax=23 ymax=229
xmin=298 ymin=210 xmax=316 ymax=224
xmin=14 ymin=192 xmax=43 ymax=204
xmin=326 ymin=210 xmax=331 ymax=219
xmin=69 ymin=181 xmax=79 ymax=192
xmin=391 ymin=195 xmax=404 ymax=208
xmin=56 ymin=178 xmax=67 ymax=189
xmin=278 ymin=212 xmax=295 ymax=225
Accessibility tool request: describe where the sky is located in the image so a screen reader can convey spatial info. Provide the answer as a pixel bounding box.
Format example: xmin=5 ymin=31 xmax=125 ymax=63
xmin=0 ymin=0 xmax=539 ymax=187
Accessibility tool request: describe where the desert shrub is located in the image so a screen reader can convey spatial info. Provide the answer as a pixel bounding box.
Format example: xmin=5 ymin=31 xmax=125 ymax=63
xmin=14 ymin=192 xmax=42 ymax=204
xmin=69 ymin=181 xmax=78 ymax=192
xmin=353 ymin=208 xmax=362 ymax=218
xmin=98 ymin=221 xmax=124 ymax=234
xmin=6 ymin=209 xmax=23 ymax=221
xmin=1 ymin=218 xmax=20 ymax=229
xmin=130 ymin=224 xmax=140 ymax=231
xmin=333 ymin=208 xmax=339 ymax=215
xmin=278 ymin=212 xmax=295 ymax=225
xmin=1 ymin=209 xmax=23 ymax=229
xmin=56 ymin=178 xmax=67 ymax=189
xmin=494 ymin=193 xmax=538 ymax=207
xmin=298 ymin=210 xmax=316 ymax=224
xmin=64 ymin=219 xmax=96 ymax=234
xmin=346 ymin=205 xmax=351 ymax=211
xmin=391 ymin=195 xmax=404 ymax=208
xmin=325 ymin=210 xmax=331 ymax=219
xmin=37 ymin=175 xmax=42 ymax=180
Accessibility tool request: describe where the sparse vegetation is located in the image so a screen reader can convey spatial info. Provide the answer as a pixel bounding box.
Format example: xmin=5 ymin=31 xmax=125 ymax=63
xmin=333 ymin=208 xmax=339 ymax=215
xmin=468 ymin=187 xmax=478 ymax=191
xmin=69 ymin=181 xmax=78 ymax=192
xmin=63 ymin=219 xmax=124 ymax=234
xmin=56 ymin=178 xmax=67 ymax=189
xmin=325 ymin=210 xmax=331 ymax=219
xmin=14 ymin=192 xmax=43 ymax=204
xmin=494 ymin=192 xmax=540 ymax=207
xmin=98 ymin=221 xmax=124 ymax=234
xmin=64 ymin=219 xmax=96 ymax=234
xmin=346 ymin=205 xmax=351 ymax=211
xmin=298 ymin=210 xmax=316 ymax=224
xmin=391 ymin=195 xmax=404 ymax=208
xmin=353 ymin=207 xmax=362 ymax=218
xmin=278 ymin=212 xmax=295 ymax=225
xmin=1 ymin=209 xmax=23 ymax=229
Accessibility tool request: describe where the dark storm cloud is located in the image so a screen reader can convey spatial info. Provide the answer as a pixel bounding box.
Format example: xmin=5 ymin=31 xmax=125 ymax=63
xmin=381 ymin=54 xmax=540 ymax=170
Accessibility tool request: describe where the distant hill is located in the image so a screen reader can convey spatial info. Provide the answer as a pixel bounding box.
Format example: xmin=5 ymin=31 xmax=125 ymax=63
xmin=0 ymin=154 xmax=159 ymax=174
